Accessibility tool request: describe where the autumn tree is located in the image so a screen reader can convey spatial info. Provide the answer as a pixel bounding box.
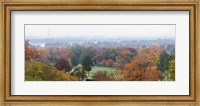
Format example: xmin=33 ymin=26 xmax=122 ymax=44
xmin=93 ymin=52 xmax=104 ymax=65
xmin=36 ymin=47 xmax=52 ymax=64
xmin=144 ymin=70 xmax=161 ymax=81
xmin=99 ymin=59 xmax=106 ymax=66
xmin=131 ymin=48 xmax=150 ymax=70
xmin=25 ymin=40 xmax=40 ymax=62
xmin=105 ymin=59 xmax=114 ymax=67
xmin=128 ymin=45 xmax=161 ymax=70
xmin=46 ymin=46 xmax=57 ymax=63
xmin=118 ymin=59 xmax=145 ymax=81
xmin=55 ymin=58 xmax=72 ymax=72
xmin=99 ymin=59 xmax=114 ymax=67
xmin=147 ymin=45 xmax=162 ymax=68
xmin=56 ymin=49 xmax=72 ymax=60
xmin=118 ymin=45 xmax=162 ymax=81
xmin=115 ymin=50 xmax=133 ymax=69
xmin=119 ymin=60 xmax=161 ymax=81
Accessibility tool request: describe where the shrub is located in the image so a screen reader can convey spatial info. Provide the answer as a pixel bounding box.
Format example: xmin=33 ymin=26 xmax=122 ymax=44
xmin=119 ymin=69 xmax=161 ymax=81
xmin=55 ymin=71 xmax=78 ymax=81
xmin=70 ymin=65 xmax=87 ymax=81
xmin=25 ymin=76 xmax=42 ymax=81
xmin=92 ymin=71 xmax=115 ymax=81
xmin=108 ymin=71 xmax=123 ymax=81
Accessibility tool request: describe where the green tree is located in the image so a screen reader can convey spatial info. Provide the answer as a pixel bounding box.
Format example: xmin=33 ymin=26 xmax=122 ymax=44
xmin=81 ymin=55 xmax=94 ymax=78
xmin=70 ymin=45 xmax=83 ymax=66
xmin=26 ymin=61 xmax=78 ymax=81
xmin=25 ymin=61 xmax=56 ymax=81
xmin=168 ymin=59 xmax=175 ymax=80
xmin=157 ymin=50 xmax=170 ymax=73
xmin=163 ymin=59 xmax=175 ymax=81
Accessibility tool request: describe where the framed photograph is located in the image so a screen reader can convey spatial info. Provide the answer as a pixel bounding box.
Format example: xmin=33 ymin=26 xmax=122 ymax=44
xmin=0 ymin=0 xmax=199 ymax=105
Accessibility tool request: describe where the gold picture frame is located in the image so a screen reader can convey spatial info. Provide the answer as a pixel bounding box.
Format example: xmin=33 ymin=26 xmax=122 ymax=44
xmin=0 ymin=0 xmax=199 ymax=106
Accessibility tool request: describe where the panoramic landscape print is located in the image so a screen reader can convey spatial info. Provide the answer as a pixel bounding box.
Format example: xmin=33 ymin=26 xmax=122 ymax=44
xmin=25 ymin=25 xmax=175 ymax=81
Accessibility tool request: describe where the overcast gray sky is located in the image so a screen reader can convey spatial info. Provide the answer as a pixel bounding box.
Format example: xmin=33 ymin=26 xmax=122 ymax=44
xmin=25 ymin=25 xmax=175 ymax=40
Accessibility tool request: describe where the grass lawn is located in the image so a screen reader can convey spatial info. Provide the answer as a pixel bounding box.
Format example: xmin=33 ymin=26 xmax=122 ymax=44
xmin=87 ymin=66 xmax=116 ymax=78
xmin=92 ymin=66 xmax=115 ymax=72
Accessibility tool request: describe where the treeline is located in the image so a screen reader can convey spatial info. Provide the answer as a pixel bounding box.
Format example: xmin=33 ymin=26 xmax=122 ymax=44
xmin=25 ymin=40 xmax=175 ymax=81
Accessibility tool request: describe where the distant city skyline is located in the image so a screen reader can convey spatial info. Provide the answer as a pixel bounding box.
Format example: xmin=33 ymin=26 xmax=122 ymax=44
xmin=25 ymin=25 xmax=175 ymax=40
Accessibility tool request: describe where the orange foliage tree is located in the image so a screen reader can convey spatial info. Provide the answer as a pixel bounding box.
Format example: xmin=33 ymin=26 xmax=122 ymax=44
xmin=135 ymin=45 xmax=162 ymax=69
xmin=118 ymin=45 xmax=162 ymax=81
xmin=115 ymin=50 xmax=133 ymax=69
xmin=119 ymin=61 xmax=161 ymax=81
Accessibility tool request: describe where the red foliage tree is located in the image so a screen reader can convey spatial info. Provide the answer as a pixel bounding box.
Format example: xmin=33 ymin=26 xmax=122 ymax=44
xmin=100 ymin=59 xmax=106 ymax=66
xmin=55 ymin=58 xmax=72 ymax=72
xmin=56 ymin=49 xmax=72 ymax=59
xmin=93 ymin=71 xmax=115 ymax=81
xmin=105 ymin=59 xmax=114 ymax=67
xmin=25 ymin=40 xmax=40 ymax=62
